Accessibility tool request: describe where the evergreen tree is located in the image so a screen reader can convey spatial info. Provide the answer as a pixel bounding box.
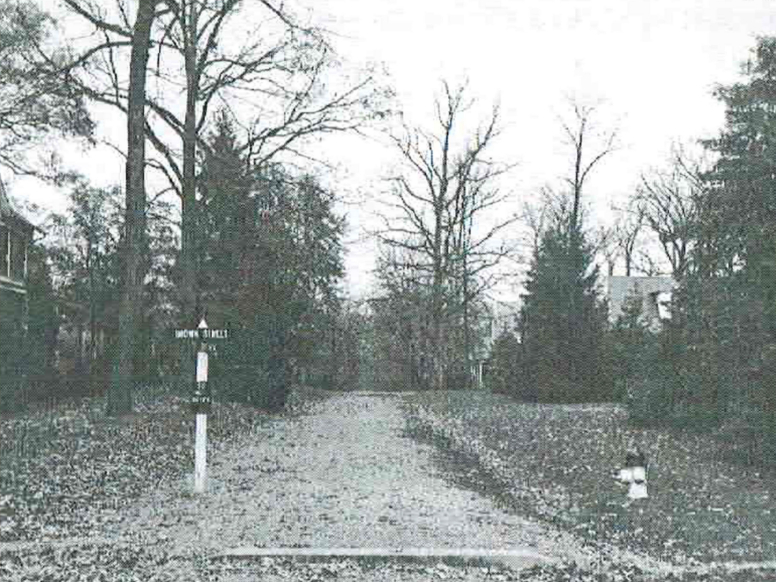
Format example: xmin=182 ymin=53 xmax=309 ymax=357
xmin=198 ymin=111 xmax=255 ymax=315
xmin=664 ymin=36 xmax=776 ymax=430
xmin=487 ymin=330 xmax=521 ymax=396
xmin=518 ymin=224 xmax=609 ymax=402
xmin=198 ymin=114 xmax=345 ymax=407
xmin=705 ymin=37 xmax=776 ymax=277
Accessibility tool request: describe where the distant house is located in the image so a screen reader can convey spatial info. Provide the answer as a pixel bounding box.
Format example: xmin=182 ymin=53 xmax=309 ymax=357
xmin=0 ymin=176 xmax=36 ymax=377
xmin=606 ymin=276 xmax=675 ymax=331
xmin=472 ymin=299 xmax=520 ymax=387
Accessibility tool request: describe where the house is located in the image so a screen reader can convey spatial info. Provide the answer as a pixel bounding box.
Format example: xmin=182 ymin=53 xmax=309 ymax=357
xmin=0 ymin=176 xmax=34 ymax=332
xmin=471 ymin=299 xmax=520 ymax=387
xmin=606 ymin=275 xmax=675 ymax=331
xmin=0 ymin=176 xmax=36 ymax=378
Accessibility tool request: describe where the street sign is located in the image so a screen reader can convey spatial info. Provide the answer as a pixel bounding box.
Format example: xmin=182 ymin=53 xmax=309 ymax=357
xmin=173 ymin=328 xmax=229 ymax=340
xmin=170 ymin=318 xmax=231 ymax=494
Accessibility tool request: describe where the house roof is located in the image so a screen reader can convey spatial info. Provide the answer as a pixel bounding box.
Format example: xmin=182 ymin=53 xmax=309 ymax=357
xmin=606 ymin=275 xmax=675 ymax=325
xmin=0 ymin=174 xmax=9 ymax=215
xmin=0 ymin=173 xmax=36 ymax=232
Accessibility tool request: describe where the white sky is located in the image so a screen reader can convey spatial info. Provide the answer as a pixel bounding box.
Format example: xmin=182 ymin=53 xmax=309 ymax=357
xmin=312 ymin=0 xmax=776 ymax=298
xmin=10 ymin=0 xmax=776 ymax=300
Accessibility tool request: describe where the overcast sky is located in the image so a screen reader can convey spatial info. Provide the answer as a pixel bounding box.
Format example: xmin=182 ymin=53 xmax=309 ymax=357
xmin=311 ymin=0 xmax=776 ymax=298
xmin=10 ymin=0 xmax=776 ymax=300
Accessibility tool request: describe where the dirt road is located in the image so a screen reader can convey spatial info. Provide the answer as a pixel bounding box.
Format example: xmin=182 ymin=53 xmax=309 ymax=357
xmin=110 ymin=392 xmax=593 ymax=571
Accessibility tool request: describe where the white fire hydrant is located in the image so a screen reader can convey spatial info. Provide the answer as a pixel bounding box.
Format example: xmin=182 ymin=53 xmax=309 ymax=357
xmin=618 ymin=447 xmax=648 ymax=501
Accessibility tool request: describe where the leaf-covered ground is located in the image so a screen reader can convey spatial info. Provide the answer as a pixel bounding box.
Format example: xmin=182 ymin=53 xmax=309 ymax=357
xmin=3 ymin=387 xmax=775 ymax=580
xmin=0 ymin=389 xmax=615 ymax=580
xmin=401 ymin=390 xmax=776 ymax=576
xmin=0 ymin=385 xmax=331 ymax=579
xmin=0 ymin=385 xmax=276 ymax=545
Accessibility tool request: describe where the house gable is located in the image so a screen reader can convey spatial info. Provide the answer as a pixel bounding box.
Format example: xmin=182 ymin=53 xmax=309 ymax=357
xmin=0 ymin=175 xmax=34 ymax=295
xmin=606 ymin=275 xmax=675 ymax=330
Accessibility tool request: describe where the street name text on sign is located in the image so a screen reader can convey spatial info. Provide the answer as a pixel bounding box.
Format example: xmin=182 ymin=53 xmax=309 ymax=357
xmin=174 ymin=328 xmax=229 ymax=340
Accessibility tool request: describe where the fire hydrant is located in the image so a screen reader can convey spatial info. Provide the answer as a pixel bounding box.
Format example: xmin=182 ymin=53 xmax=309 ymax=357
xmin=618 ymin=447 xmax=648 ymax=501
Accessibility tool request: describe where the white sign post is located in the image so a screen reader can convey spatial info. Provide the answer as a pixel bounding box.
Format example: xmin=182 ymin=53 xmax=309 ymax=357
xmin=194 ymin=321 xmax=209 ymax=494
xmin=173 ymin=318 xmax=229 ymax=496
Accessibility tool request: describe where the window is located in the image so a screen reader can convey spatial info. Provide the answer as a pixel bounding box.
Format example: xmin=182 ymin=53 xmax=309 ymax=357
xmin=0 ymin=225 xmax=7 ymax=278
xmin=10 ymin=231 xmax=25 ymax=281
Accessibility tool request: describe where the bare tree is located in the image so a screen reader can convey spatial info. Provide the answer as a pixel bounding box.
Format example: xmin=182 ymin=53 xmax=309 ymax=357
xmin=611 ymin=200 xmax=644 ymax=276
xmin=59 ymin=0 xmax=386 ymax=407
xmin=634 ymin=250 xmax=664 ymax=277
xmin=377 ymin=81 xmax=514 ymax=390
xmin=110 ymin=0 xmax=159 ymax=415
xmin=595 ymin=225 xmax=618 ymax=276
xmin=520 ymin=187 xmax=573 ymax=252
xmin=559 ymin=100 xmax=617 ymax=236
xmin=64 ymin=0 xmax=382 ymax=308
xmin=0 ymin=0 xmax=93 ymax=176
xmin=636 ymin=147 xmax=704 ymax=279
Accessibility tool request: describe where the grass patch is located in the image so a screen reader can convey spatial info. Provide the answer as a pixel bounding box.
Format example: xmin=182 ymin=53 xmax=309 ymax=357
xmin=400 ymin=390 xmax=776 ymax=566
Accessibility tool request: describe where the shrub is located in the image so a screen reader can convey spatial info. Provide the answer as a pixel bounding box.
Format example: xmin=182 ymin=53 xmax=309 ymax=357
xmin=487 ymin=330 xmax=522 ymax=396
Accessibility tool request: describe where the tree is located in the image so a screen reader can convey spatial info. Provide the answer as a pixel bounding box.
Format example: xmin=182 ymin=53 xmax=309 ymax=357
xmin=0 ymin=0 xmax=93 ymax=175
xmin=370 ymin=248 xmax=434 ymax=391
xmin=704 ymin=36 xmax=776 ymax=275
xmin=598 ymin=201 xmax=644 ymax=277
xmin=559 ymin=100 xmax=617 ymax=236
xmin=198 ymin=118 xmax=346 ymax=406
xmin=487 ymin=330 xmax=521 ymax=396
xmin=61 ymin=0 xmax=386 ymax=408
xmin=47 ymin=181 xmax=123 ymax=375
xmin=517 ymin=101 xmax=616 ymax=402
xmin=111 ymin=0 xmax=159 ymax=415
xmin=518 ymin=208 xmax=608 ymax=402
xmin=24 ymin=239 xmax=59 ymax=400
xmin=615 ymin=204 xmax=644 ymax=277
xmin=636 ymin=148 xmax=703 ymax=280
xmin=378 ymin=81 xmax=514 ymax=390
xmin=45 ymin=179 xmax=177 ymax=389
xmin=669 ymin=37 xmax=776 ymax=432
xmin=63 ymin=0 xmax=383 ymax=315
xmin=630 ymin=38 xmax=776 ymax=436
xmin=197 ymin=111 xmax=255 ymax=314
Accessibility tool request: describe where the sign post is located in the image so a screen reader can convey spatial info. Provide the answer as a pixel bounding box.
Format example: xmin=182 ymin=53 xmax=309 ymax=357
xmin=174 ymin=318 xmax=229 ymax=495
xmin=193 ymin=319 xmax=209 ymax=494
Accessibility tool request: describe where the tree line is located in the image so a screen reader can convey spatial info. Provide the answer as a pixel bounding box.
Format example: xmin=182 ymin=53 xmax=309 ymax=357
xmin=485 ymin=37 xmax=776 ymax=466
xmin=5 ymin=0 xmax=776 ymax=459
xmin=0 ymin=0 xmax=383 ymax=412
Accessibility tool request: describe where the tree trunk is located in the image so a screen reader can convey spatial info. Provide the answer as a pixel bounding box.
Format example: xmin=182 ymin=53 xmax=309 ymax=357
xmin=108 ymin=0 xmax=158 ymax=416
xmin=179 ymin=1 xmax=200 ymax=388
xmin=431 ymin=206 xmax=445 ymax=391
xmin=88 ymin=241 xmax=96 ymax=364
xmin=462 ymin=256 xmax=471 ymax=389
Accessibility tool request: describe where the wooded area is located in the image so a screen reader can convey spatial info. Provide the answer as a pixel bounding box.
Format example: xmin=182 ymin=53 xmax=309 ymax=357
xmin=2 ymin=1 xmax=776 ymax=466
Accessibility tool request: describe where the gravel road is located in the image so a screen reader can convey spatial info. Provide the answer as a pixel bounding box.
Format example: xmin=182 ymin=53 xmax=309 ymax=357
xmin=109 ymin=392 xmax=595 ymax=575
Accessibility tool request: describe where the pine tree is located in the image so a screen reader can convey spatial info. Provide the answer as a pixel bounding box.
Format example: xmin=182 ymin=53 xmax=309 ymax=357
xmin=198 ymin=111 xmax=255 ymax=317
xmin=488 ymin=330 xmax=521 ymax=396
xmin=518 ymin=225 xmax=609 ymax=402
xmin=198 ymin=113 xmax=345 ymax=407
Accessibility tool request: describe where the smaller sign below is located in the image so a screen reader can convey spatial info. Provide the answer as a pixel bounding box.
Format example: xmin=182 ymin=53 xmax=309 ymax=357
xmin=196 ymin=351 xmax=209 ymax=382
xmin=191 ymin=393 xmax=211 ymax=406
